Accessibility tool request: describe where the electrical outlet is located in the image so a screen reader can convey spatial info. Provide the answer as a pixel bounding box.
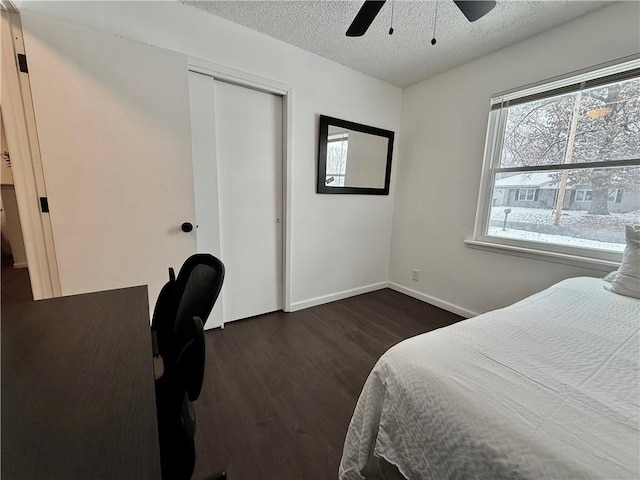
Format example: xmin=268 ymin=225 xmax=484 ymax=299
xmin=412 ymin=269 xmax=420 ymax=282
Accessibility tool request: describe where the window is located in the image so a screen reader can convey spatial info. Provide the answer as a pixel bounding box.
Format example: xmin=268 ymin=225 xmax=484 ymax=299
xmin=575 ymin=189 xmax=592 ymax=202
xmin=517 ymin=188 xmax=537 ymax=201
xmin=472 ymin=58 xmax=640 ymax=264
xmin=608 ymin=189 xmax=623 ymax=203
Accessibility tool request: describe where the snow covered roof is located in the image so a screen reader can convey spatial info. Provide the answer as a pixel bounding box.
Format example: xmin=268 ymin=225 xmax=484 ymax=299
xmin=494 ymin=172 xmax=558 ymax=188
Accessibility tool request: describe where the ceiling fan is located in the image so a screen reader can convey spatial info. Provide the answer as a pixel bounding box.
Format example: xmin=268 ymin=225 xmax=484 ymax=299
xmin=346 ymin=0 xmax=497 ymax=37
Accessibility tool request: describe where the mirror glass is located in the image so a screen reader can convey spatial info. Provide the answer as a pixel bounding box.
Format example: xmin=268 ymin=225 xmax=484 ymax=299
xmin=317 ymin=115 xmax=394 ymax=195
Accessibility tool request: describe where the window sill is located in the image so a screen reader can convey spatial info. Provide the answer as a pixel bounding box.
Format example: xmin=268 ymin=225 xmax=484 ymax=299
xmin=464 ymin=239 xmax=620 ymax=272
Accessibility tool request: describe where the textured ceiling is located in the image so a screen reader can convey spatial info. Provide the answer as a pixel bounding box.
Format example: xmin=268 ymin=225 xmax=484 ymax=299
xmin=184 ymin=0 xmax=610 ymax=88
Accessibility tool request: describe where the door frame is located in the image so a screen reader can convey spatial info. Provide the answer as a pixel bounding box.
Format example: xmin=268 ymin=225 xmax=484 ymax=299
xmin=1 ymin=7 xmax=61 ymax=299
xmin=187 ymin=57 xmax=293 ymax=312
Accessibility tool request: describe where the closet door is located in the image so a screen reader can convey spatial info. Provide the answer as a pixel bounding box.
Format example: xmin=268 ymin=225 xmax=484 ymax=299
xmin=189 ymin=73 xmax=283 ymax=327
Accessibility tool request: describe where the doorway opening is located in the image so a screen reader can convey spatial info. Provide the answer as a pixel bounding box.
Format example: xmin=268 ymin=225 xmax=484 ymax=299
xmin=1 ymin=111 xmax=32 ymax=305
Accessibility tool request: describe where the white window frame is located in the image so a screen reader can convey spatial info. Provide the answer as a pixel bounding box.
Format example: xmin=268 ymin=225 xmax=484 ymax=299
xmin=607 ymin=189 xmax=619 ymax=202
xmin=574 ymin=189 xmax=592 ymax=202
xmin=469 ymin=56 xmax=640 ymax=268
xmin=517 ymin=188 xmax=536 ymax=201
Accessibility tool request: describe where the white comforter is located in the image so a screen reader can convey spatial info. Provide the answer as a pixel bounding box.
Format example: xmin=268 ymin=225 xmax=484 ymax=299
xmin=340 ymin=277 xmax=640 ymax=480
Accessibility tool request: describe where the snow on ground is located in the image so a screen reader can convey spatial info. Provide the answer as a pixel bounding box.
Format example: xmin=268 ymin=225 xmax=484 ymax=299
xmin=489 ymin=207 xmax=640 ymax=229
xmin=488 ymin=227 xmax=624 ymax=251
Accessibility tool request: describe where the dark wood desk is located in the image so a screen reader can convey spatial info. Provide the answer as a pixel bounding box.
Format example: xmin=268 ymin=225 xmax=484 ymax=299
xmin=1 ymin=286 xmax=161 ymax=479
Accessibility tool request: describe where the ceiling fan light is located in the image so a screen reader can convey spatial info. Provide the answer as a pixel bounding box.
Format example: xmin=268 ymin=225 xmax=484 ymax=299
xmin=586 ymin=107 xmax=613 ymax=119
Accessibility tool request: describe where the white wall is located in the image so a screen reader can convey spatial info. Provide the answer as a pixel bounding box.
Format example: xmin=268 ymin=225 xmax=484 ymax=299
xmin=18 ymin=2 xmax=402 ymax=309
xmin=390 ymin=2 xmax=640 ymax=316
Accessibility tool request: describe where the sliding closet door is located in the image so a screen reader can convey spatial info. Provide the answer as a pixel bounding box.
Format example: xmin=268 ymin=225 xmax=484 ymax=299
xmin=189 ymin=72 xmax=283 ymax=327
xmin=215 ymin=80 xmax=283 ymax=322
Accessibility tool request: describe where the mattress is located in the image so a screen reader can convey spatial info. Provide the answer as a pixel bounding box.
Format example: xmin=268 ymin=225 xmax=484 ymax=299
xmin=339 ymin=277 xmax=640 ymax=480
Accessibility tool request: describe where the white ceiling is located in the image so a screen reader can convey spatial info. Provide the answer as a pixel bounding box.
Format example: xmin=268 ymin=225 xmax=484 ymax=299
xmin=184 ymin=0 xmax=611 ymax=88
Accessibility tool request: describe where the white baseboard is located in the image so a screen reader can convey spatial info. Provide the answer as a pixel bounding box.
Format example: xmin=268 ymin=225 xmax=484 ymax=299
xmin=288 ymin=281 xmax=389 ymax=312
xmin=287 ymin=281 xmax=479 ymax=319
xmin=388 ymin=282 xmax=478 ymax=318
xmin=13 ymin=262 xmax=28 ymax=269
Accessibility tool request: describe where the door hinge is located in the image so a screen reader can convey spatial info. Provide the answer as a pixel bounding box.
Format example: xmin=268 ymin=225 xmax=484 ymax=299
xmin=39 ymin=197 xmax=49 ymax=213
xmin=17 ymin=53 xmax=28 ymax=73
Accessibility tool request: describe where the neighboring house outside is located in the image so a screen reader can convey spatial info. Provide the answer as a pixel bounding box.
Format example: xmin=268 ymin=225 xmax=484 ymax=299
xmin=493 ymin=172 xmax=639 ymax=213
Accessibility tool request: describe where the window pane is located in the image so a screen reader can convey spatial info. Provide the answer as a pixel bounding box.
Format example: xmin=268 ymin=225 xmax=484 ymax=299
xmin=499 ymin=78 xmax=640 ymax=168
xmin=488 ymin=167 xmax=640 ymax=252
xmin=573 ymin=78 xmax=640 ymax=163
xmin=500 ymin=93 xmax=574 ymax=168
xmin=326 ymin=140 xmax=348 ymax=175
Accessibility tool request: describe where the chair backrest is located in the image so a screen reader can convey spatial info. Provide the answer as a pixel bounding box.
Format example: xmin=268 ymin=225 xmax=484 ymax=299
xmin=174 ymin=253 xmax=225 ymax=334
xmin=151 ymin=268 xmax=178 ymax=363
xmin=151 ymin=254 xmax=225 ymax=371
xmin=174 ymin=315 xmax=206 ymax=402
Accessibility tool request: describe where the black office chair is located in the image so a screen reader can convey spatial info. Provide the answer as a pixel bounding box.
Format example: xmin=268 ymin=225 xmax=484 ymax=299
xmin=152 ymin=254 xmax=226 ymax=480
xmin=152 ymin=254 xmax=225 ymax=373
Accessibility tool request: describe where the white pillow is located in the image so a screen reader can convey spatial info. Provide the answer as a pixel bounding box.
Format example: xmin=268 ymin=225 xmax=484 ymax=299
xmin=606 ymin=225 xmax=640 ymax=299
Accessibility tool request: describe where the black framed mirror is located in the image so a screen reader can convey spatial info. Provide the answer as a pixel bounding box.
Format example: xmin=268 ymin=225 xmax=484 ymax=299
xmin=317 ymin=115 xmax=394 ymax=195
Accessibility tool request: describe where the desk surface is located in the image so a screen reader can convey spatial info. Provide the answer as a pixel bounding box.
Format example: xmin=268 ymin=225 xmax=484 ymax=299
xmin=1 ymin=286 xmax=161 ymax=479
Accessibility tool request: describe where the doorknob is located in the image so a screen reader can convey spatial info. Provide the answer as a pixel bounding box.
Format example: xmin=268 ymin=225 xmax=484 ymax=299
xmin=181 ymin=222 xmax=194 ymax=233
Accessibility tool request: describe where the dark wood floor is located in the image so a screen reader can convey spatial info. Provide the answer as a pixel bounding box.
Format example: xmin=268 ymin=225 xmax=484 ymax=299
xmin=1 ymin=255 xmax=32 ymax=306
xmin=193 ymin=288 xmax=462 ymax=480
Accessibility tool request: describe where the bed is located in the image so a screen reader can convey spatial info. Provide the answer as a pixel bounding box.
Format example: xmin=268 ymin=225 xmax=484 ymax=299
xmin=339 ymin=277 xmax=640 ymax=480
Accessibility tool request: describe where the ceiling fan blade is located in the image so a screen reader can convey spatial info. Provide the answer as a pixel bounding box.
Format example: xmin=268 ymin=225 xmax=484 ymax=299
xmin=453 ymin=1 xmax=496 ymax=22
xmin=346 ymin=0 xmax=386 ymax=37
